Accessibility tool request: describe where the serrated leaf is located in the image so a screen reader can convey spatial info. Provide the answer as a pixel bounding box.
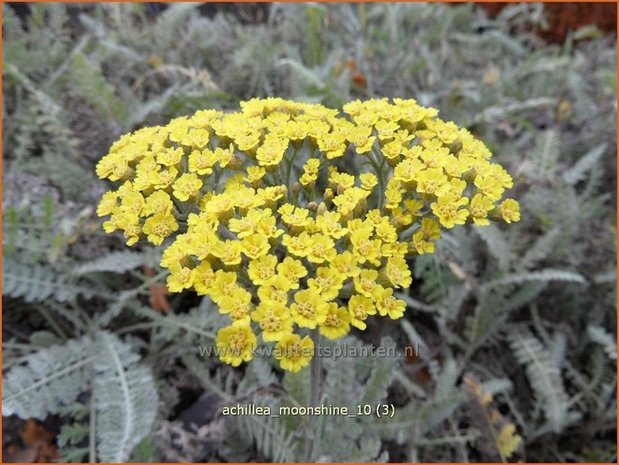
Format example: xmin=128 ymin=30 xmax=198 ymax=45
xmin=3 ymin=336 xmax=95 ymax=419
xmin=93 ymin=332 xmax=159 ymax=462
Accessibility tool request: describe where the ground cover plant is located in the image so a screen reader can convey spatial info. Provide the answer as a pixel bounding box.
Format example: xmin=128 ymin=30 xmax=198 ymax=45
xmin=2 ymin=2 xmax=616 ymax=462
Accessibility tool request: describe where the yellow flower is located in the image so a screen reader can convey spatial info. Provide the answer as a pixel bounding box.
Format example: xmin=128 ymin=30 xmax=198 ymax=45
xmin=329 ymin=170 xmax=355 ymax=194
xmin=348 ymin=294 xmax=377 ymax=330
xmin=306 ymin=234 xmax=336 ymax=264
xmin=215 ymin=144 xmax=236 ymax=168
xmin=332 ymin=187 xmax=370 ymax=216
xmin=317 ymin=132 xmax=347 ymax=159
xmin=383 ymin=256 xmax=413 ymax=288
xmin=331 ymin=251 xmax=360 ymax=278
xmin=256 ymin=135 xmax=288 ymax=167
xmin=353 ymin=237 xmax=383 ymax=267
xmin=315 ymin=211 xmax=347 ymax=239
xmin=255 ymin=212 xmax=285 ymax=239
xmin=412 ymin=231 xmax=435 ymax=255
xmin=227 ymin=209 xmax=259 ymax=238
xmin=216 ymin=323 xmax=257 ymax=367
xmin=143 ymin=191 xmax=174 ymax=217
xmin=282 ymin=232 xmax=313 ymax=258
xmin=142 ymin=213 xmax=178 ymax=245
xmin=290 ymin=288 xmax=329 ymax=328
xmin=300 ymin=158 xmax=321 ymax=188
xmin=382 ymin=140 xmax=404 ymax=162
xmin=159 ymin=234 xmax=189 ymax=270
xmin=384 ymin=181 xmax=403 ymax=210
xmin=248 ymin=254 xmax=278 ymax=286
xmin=121 ymin=221 xmax=142 ymax=247
xmin=430 ymin=193 xmax=470 ymax=229
xmin=187 ymin=229 xmax=219 ymax=261
xmin=277 ymin=257 xmax=307 ymax=289
xmin=96 ymin=154 xmax=126 ymax=180
xmin=372 ymin=286 xmax=406 ymax=319
xmin=403 ymin=199 xmax=424 ymax=217
xmin=192 ymin=261 xmax=216 ymax=295
xmin=241 ymin=233 xmax=271 ymax=259
xmin=211 ymin=271 xmax=241 ymax=304
xmin=421 ymin=218 xmax=441 ymax=239
xmin=443 ymin=154 xmax=469 ymax=178
xmin=257 ymin=185 xmax=287 ymax=206
xmin=274 ymin=333 xmax=314 ymax=373
xmin=420 ymin=145 xmax=449 ymax=169
xmin=353 ymin=269 xmax=379 ymax=297
xmin=359 ymin=172 xmax=378 ymax=191
xmin=167 ymin=266 xmax=194 ymax=293
xmin=307 ymin=266 xmax=345 ymax=301
xmin=500 ymin=199 xmax=521 ymax=223
xmin=157 ymin=147 xmax=184 ymax=166
xmin=348 ymin=125 xmax=375 ymax=153
xmin=416 ymin=168 xmax=450 ymax=196
xmin=245 ymin=165 xmax=266 ymax=185
xmin=279 ymin=204 xmax=311 ymax=228
xmin=185 ymin=127 xmax=210 ymax=148
xmin=188 ymin=148 xmax=218 ymax=176
xmin=381 ymin=240 xmax=408 ymax=258
xmin=390 ymin=208 xmax=414 ymax=228
xmin=374 ymin=118 xmax=400 ymax=141
xmin=251 ymin=302 xmax=293 ymax=342
xmin=470 ymin=193 xmax=494 ymax=226
xmin=118 ymin=189 xmax=145 ymax=216
xmin=172 ymin=173 xmax=203 ymax=201
xmin=320 ymin=303 xmax=351 ymax=340
xmin=474 ymin=174 xmax=504 ymax=201
xmin=212 ymin=240 xmax=243 ymax=266
xmin=257 ymin=276 xmax=291 ymax=306
xmin=393 ymin=158 xmax=424 ymax=184
xmin=218 ymin=288 xmax=253 ymax=324
xmin=375 ymin=220 xmax=397 ymax=243
xmin=97 ymin=191 xmax=118 ymax=217
xmin=149 ymin=167 xmax=178 ymax=190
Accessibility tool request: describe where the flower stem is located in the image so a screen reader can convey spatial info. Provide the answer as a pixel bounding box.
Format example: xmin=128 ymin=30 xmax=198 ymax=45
xmin=368 ymin=152 xmax=385 ymax=210
xmin=306 ymin=328 xmax=322 ymax=461
xmin=309 ymin=328 xmax=321 ymax=407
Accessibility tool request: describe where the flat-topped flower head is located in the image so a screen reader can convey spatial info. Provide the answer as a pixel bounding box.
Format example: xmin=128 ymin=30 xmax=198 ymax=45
xmin=96 ymin=97 xmax=520 ymax=371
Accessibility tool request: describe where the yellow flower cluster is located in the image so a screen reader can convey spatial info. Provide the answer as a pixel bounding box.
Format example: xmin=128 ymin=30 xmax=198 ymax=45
xmin=96 ymin=97 xmax=520 ymax=371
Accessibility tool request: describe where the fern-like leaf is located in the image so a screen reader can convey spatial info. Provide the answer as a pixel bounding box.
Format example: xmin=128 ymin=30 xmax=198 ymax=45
xmin=3 ymin=336 xmax=95 ymax=419
xmin=360 ymin=337 xmax=397 ymax=405
xmin=283 ymin=363 xmax=311 ymax=406
xmin=465 ymin=291 xmax=506 ymax=345
xmin=71 ymin=52 xmax=127 ymax=123
xmin=519 ymin=227 xmax=561 ymax=271
xmin=4 ymin=258 xmax=95 ymax=302
xmin=235 ymin=401 xmax=296 ymax=462
xmin=483 ymin=268 xmax=586 ymax=290
xmin=75 ymin=250 xmax=154 ymax=275
xmin=93 ymin=332 xmax=159 ymax=462
xmin=508 ymin=331 xmax=572 ymax=432
xmin=587 ymin=325 xmax=617 ymax=361
xmin=563 ymin=143 xmax=607 ymax=185
xmin=475 ymin=224 xmax=513 ymax=271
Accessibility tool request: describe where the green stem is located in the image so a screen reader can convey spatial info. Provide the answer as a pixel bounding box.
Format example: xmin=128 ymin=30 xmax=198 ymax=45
xmin=35 ymin=304 xmax=68 ymax=340
xmin=89 ymin=393 xmax=97 ymax=463
xmin=306 ymin=328 xmax=322 ymax=461
xmin=368 ymin=154 xmax=385 ymax=210
xmin=309 ymin=329 xmax=321 ymax=406
xmin=285 ymin=147 xmax=299 ymax=193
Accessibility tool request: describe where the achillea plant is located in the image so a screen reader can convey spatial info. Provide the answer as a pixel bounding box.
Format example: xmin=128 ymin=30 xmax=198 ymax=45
xmin=96 ymin=98 xmax=520 ymax=372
